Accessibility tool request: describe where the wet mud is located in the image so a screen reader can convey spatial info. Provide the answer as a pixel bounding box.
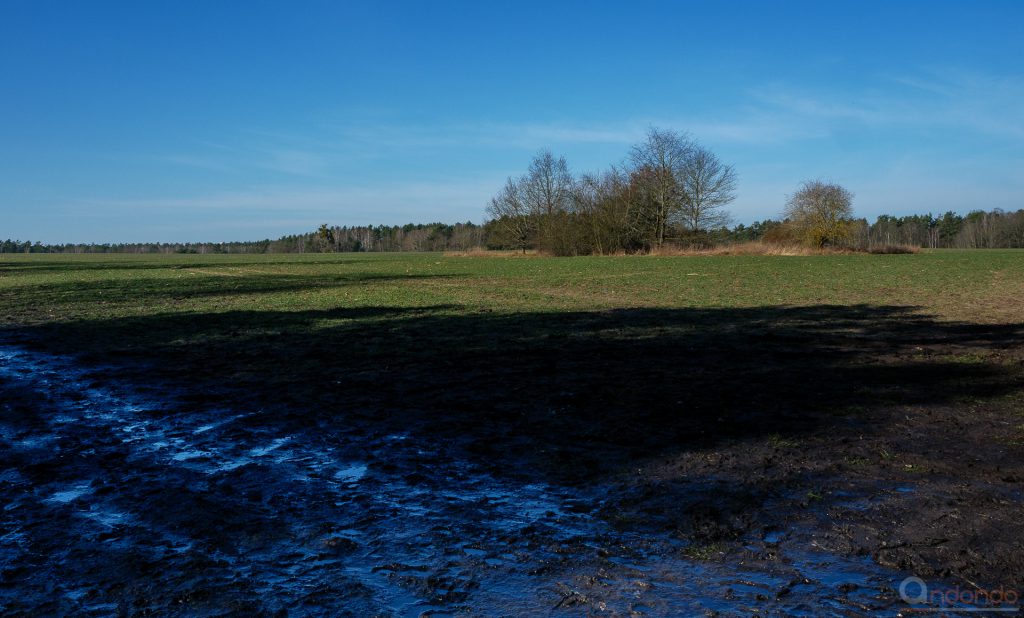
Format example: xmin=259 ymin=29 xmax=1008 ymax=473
xmin=2 ymin=344 xmax=913 ymax=616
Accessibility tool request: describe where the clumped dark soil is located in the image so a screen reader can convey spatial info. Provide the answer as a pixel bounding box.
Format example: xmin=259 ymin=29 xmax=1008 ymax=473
xmin=2 ymin=303 xmax=1022 ymax=615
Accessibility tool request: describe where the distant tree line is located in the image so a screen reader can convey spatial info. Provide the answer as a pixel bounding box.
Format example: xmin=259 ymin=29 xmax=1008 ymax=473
xmin=0 ymin=222 xmax=485 ymax=254
xmin=852 ymin=209 xmax=1024 ymax=249
xmin=4 ymin=190 xmax=1023 ymax=256
xmin=729 ymin=208 xmax=1024 ymax=250
xmin=6 ymin=210 xmax=1024 ymax=254
xmin=308 ymin=222 xmax=484 ymax=252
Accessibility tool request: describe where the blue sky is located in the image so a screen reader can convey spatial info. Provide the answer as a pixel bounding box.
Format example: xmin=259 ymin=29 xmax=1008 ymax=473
xmin=2 ymin=1 xmax=1022 ymax=243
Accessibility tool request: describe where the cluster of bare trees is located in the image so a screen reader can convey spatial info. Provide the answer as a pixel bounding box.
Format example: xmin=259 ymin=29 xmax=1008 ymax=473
xmin=486 ymin=128 xmax=737 ymax=254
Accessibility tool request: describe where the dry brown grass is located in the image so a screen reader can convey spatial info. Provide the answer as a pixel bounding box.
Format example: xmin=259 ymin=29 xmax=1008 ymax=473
xmin=443 ymin=248 xmax=541 ymax=257
xmin=651 ymin=241 xmax=920 ymax=256
xmin=448 ymin=242 xmax=920 ymax=258
xmin=864 ymin=243 xmax=920 ymax=254
xmin=650 ymin=242 xmax=849 ymax=257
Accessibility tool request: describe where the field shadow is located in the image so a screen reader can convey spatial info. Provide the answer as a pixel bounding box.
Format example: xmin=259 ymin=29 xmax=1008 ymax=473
xmin=8 ymin=303 xmax=1023 ymax=482
xmin=0 ymin=271 xmax=452 ymax=311
xmin=0 ymin=256 xmax=389 ymax=274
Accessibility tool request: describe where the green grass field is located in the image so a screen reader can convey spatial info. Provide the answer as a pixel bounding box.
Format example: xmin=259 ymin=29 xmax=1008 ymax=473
xmin=3 ymin=250 xmax=1022 ymax=328
xmin=4 ymin=250 xmax=1021 ymax=421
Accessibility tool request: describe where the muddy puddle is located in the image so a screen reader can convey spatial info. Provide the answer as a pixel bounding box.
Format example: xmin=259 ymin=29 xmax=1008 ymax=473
xmin=0 ymin=344 xmax=915 ymax=616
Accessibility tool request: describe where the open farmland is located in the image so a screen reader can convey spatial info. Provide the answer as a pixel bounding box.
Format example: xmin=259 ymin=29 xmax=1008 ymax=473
xmin=1 ymin=251 xmax=1023 ymax=615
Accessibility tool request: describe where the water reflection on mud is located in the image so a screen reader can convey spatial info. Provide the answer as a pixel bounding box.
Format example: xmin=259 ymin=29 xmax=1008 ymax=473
xmin=0 ymin=345 xmax=908 ymax=616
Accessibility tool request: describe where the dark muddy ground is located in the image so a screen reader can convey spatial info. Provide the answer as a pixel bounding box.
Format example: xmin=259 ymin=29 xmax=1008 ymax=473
xmin=1 ymin=304 xmax=1023 ymax=616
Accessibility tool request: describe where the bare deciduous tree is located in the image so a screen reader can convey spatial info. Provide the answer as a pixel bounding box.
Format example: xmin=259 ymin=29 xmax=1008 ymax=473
xmin=573 ymin=167 xmax=649 ymax=254
xmin=784 ymin=180 xmax=854 ymax=247
xmin=677 ymin=145 xmax=736 ymax=232
xmin=523 ymin=149 xmax=574 ymax=217
xmin=486 ymin=150 xmax=574 ymax=253
xmin=629 ymin=128 xmax=694 ymax=248
xmin=486 ymin=177 xmax=536 ymax=253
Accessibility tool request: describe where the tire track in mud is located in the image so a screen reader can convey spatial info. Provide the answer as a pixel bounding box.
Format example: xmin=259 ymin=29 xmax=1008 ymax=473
xmin=0 ymin=344 xmax=912 ymax=616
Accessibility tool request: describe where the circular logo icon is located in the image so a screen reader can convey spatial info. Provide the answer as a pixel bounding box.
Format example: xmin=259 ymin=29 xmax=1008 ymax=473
xmin=899 ymin=576 xmax=928 ymax=604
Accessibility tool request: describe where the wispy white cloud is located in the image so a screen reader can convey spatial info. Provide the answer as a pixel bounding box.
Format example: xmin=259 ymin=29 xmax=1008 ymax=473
xmin=749 ymin=87 xmax=893 ymax=124
xmin=72 ymin=176 xmax=505 ymax=224
xmin=159 ymin=112 xmax=825 ymax=180
xmin=159 ymin=134 xmax=344 ymax=178
xmin=751 ymin=67 xmax=1024 ymax=139
xmin=319 ymin=120 xmax=646 ymax=151
xmin=139 ymin=66 xmax=1023 ymax=231
xmin=329 ymin=116 xmax=823 ymax=151
xmin=320 ymin=68 xmax=1024 ymax=153
xmin=255 ymin=149 xmax=330 ymax=176
xmin=687 ymin=114 xmax=830 ymax=143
